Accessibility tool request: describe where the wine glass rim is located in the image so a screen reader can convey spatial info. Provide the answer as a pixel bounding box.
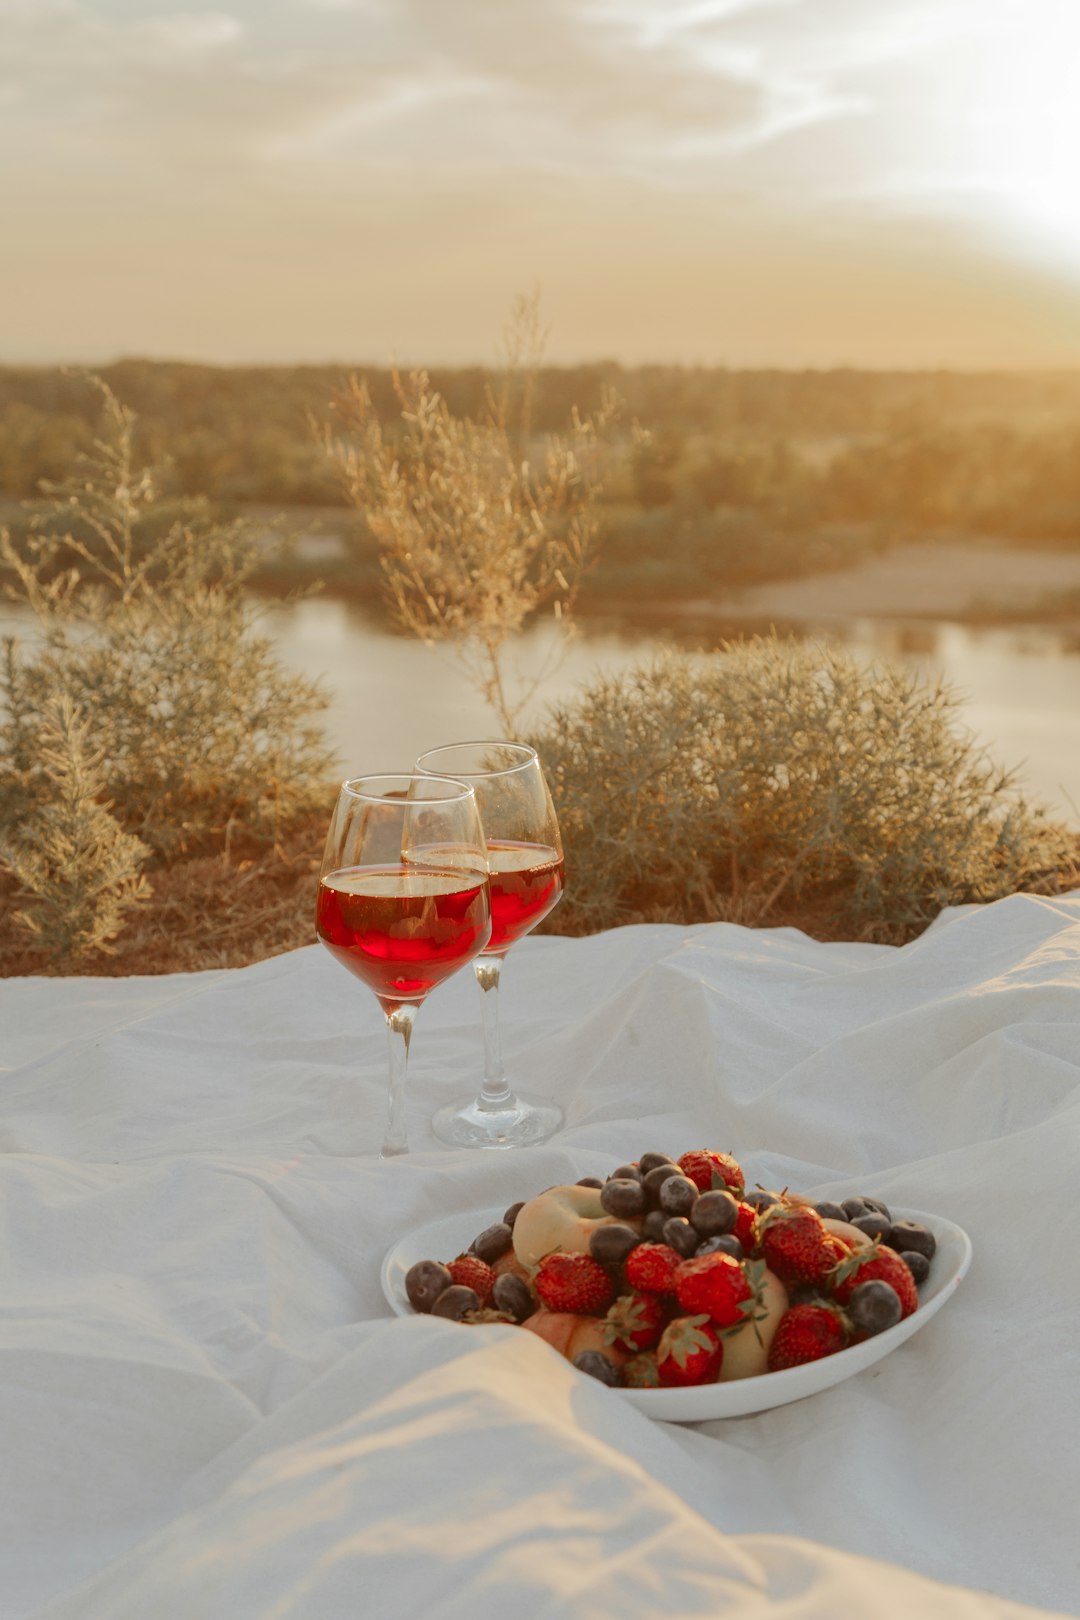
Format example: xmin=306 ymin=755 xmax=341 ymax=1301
xmin=415 ymin=741 xmax=539 ymax=780
xmin=339 ymin=771 xmax=477 ymax=804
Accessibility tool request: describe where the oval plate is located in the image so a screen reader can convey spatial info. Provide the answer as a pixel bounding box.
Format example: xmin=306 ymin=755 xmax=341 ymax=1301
xmin=381 ymin=1203 xmax=972 ymax=1423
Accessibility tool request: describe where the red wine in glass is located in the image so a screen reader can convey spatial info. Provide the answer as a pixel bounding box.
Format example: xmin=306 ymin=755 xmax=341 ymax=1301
xmin=485 ymin=840 xmax=565 ymax=954
xmin=414 ymin=742 xmax=565 ymax=1149
xmin=316 ymin=775 xmax=490 ymax=1157
xmin=316 ymin=865 xmax=492 ymax=1001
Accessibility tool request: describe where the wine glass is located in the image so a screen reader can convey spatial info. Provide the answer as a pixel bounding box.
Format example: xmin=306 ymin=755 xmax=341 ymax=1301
xmin=415 ymin=741 xmax=564 ymax=1149
xmin=315 ymin=773 xmax=491 ymax=1158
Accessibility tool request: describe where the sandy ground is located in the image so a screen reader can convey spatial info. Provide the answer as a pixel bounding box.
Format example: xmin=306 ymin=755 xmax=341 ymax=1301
xmin=715 ymin=541 xmax=1080 ymax=623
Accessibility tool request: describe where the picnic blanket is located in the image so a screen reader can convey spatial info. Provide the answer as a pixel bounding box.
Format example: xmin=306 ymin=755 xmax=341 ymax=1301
xmin=2 ymin=890 xmax=1079 ymax=1618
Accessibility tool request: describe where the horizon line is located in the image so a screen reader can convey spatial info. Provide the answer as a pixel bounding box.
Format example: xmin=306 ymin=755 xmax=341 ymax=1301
xmin=5 ymin=355 xmax=1080 ymax=379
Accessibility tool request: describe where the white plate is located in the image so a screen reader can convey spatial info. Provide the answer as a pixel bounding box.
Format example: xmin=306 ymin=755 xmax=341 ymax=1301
xmin=381 ymin=1203 xmax=972 ymax=1423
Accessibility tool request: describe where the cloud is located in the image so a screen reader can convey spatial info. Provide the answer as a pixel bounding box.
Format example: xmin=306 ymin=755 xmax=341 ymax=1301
xmin=139 ymin=12 xmax=244 ymax=52
xmin=0 ymin=0 xmax=908 ymax=192
xmin=2 ymin=0 xmax=1078 ymax=366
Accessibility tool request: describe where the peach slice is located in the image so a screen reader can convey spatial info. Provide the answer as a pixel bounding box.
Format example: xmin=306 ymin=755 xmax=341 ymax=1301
xmin=718 ymin=1267 xmax=789 ymax=1381
xmin=522 ymin=1311 xmax=628 ymax=1369
xmin=511 ymin=1184 xmax=625 ymax=1268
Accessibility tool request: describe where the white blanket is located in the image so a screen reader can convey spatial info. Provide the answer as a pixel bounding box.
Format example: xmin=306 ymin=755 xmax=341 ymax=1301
xmin=2 ymin=892 xmax=1079 ymax=1618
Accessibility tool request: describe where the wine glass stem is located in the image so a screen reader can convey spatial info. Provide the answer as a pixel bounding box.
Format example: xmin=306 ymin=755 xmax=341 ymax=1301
xmin=476 ymin=956 xmax=513 ymax=1110
xmin=382 ymin=1002 xmax=417 ymax=1157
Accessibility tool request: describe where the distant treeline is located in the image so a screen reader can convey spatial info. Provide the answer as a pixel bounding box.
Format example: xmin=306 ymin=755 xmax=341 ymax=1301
xmin=2 ymin=362 xmax=1079 ymax=603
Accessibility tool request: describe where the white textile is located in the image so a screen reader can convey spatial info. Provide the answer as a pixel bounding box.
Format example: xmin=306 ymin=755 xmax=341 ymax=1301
xmin=2 ymin=891 xmax=1079 ymax=1619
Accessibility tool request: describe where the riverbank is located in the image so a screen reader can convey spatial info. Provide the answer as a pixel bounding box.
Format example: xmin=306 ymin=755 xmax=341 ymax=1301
xmin=581 ymin=539 xmax=1080 ymax=635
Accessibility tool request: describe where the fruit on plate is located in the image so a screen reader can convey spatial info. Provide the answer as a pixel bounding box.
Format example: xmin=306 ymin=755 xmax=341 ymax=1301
xmin=534 ymin=1252 xmax=614 ymax=1315
xmin=718 ymin=1265 xmax=789 ymax=1381
xmin=830 ymin=1242 xmax=919 ymax=1318
xmin=511 ymin=1184 xmax=630 ymax=1268
xmin=625 ymin=1242 xmax=682 ymax=1296
xmin=446 ymin=1254 xmax=496 ymax=1305
xmin=603 ymin=1290 xmax=667 ymax=1353
xmin=678 ymin=1149 xmax=745 ymax=1197
xmin=523 ymin=1310 xmax=628 ymax=1370
xmin=656 ymin=1314 xmax=724 ymax=1387
xmin=820 ymin=1217 xmax=873 ymax=1252
xmin=757 ymin=1204 xmax=840 ymax=1290
xmin=400 ymin=1148 xmax=941 ymax=1393
xmin=674 ymin=1251 xmax=755 ymax=1328
xmin=768 ymin=1301 xmax=849 ymax=1370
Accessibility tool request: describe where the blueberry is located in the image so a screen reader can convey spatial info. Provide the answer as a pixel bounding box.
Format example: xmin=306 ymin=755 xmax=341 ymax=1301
xmin=503 ymin=1202 xmax=525 ymax=1229
xmin=744 ymin=1190 xmax=779 ymax=1213
xmin=431 ymin=1285 xmax=480 ymax=1321
xmin=589 ymin=1222 xmax=641 ymax=1267
xmin=577 ymin=1177 xmax=604 ymax=1189
xmin=662 ymin=1216 xmax=699 ymax=1257
xmin=658 ymin=1175 xmax=698 ymax=1217
xmin=610 ymin=1164 xmax=643 ymax=1183
xmin=405 ymin=1259 xmax=453 ymax=1313
xmin=852 ymin=1213 xmax=892 ymax=1241
xmin=696 ymin=1233 xmax=743 ymax=1260
xmin=842 ymin=1198 xmax=868 ymax=1221
xmin=638 ymin=1151 xmax=678 ymax=1175
xmin=491 ymin=1273 xmax=534 ymax=1322
xmin=813 ymin=1201 xmax=847 ymax=1222
xmin=600 ymin=1178 xmax=647 ymax=1219
xmin=642 ymin=1210 xmax=669 ymax=1242
xmin=642 ymin=1164 xmax=682 ymax=1205
xmin=900 ymin=1249 xmax=931 ymax=1285
xmin=470 ymin=1222 xmax=513 ymax=1264
xmin=889 ymin=1221 xmax=936 ymax=1261
xmin=573 ymin=1350 xmax=623 ymax=1387
xmin=848 ymin=1279 xmax=902 ymax=1336
xmin=690 ymin=1189 xmax=738 ymax=1237
xmin=861 ymin=1197 xmax=892 ymax=1221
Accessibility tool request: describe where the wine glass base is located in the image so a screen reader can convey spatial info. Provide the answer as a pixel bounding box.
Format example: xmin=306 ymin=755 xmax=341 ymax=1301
xmin=431 ymin=1090 xmax=563 ymax=1150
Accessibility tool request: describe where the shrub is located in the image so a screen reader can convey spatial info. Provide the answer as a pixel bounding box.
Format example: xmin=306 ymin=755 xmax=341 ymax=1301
xmin=530 ymin=639 xmax=1073 ymax=942
xmin=0 ymin=694 xmax=151 ymax=961
xmin=0 ymin=379 xmax=333 ymax=967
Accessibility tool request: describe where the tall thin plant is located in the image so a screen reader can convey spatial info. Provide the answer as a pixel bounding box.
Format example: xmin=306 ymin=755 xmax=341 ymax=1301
xmin=323 ymin=299 xmax=619 ymax=732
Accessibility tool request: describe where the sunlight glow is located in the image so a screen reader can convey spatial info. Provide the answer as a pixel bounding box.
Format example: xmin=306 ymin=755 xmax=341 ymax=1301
xmin=967 ymin=5 xmax=1080 ymax=267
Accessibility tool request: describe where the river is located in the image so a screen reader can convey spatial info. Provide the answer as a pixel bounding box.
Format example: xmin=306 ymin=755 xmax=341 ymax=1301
xmin=3 ymin=594 xmax=1078 ymax=825
xmin=264 ymin=598 xmax=1080 ymax=825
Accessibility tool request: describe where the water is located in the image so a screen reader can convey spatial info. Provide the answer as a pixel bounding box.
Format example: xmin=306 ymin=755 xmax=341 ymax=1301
xmin=262 ymin=599 xmax=1080 ymax=825
xmin=3 ymin=597 xmax=1078 ymax=824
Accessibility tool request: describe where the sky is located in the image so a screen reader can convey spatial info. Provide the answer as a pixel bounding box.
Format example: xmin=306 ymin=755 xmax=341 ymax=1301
xmin=3 ymin=0 xmax=1080 ymax=367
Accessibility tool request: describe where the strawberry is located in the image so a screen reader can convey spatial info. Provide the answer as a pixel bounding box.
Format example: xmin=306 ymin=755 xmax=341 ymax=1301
xmin=624 ymin=1243 xmax=682 ymax=1296
xmin=768 ymin=1302 xmax=848 ymax=1370
xmin=534 ymin=1252 xmax=614 ymax=1315
xmin=447 ymin=1254 xmax=496 ymax=1305
xmin=623 ymin=1351 xmax=661 ymax=1388
xmin=757 ymin=1204 xmax=837 ymax=1290
xmin=829 ymin=1243 xmax=919 ymax=1318
xmin=733 ymin=1200 xmax=758 ymax=1250
xmin=674 ymin=1252 xmax=753 ymax=1328
xmin=603 ymin=1290 xmax=667 ymax=1353
xmin=656 ymin=1314 xmax=724 ymax=1386
xmin=678 ymin=1149 xmax=744 ymax=1198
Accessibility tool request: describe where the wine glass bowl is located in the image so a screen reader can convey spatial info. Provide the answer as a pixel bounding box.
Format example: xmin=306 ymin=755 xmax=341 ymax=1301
xmin=316 ymin=773 xmax=491 ymax=1157
xmin=414 ymin=742 xmax=565 ymax=1149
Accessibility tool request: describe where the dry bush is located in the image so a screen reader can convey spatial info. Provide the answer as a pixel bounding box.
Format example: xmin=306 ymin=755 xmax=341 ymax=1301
xmin=530 ymin=639 xmax=1075 ymax=943
xmin=0 ymin=810 xmax=324 ymax=978
xmin=0 ymin=379 xmax=333 ymax=971
xmin=1 ymin=693 xmax=150 ymax=961
xmin=324 ymin=296 xmax=620 ymax=731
